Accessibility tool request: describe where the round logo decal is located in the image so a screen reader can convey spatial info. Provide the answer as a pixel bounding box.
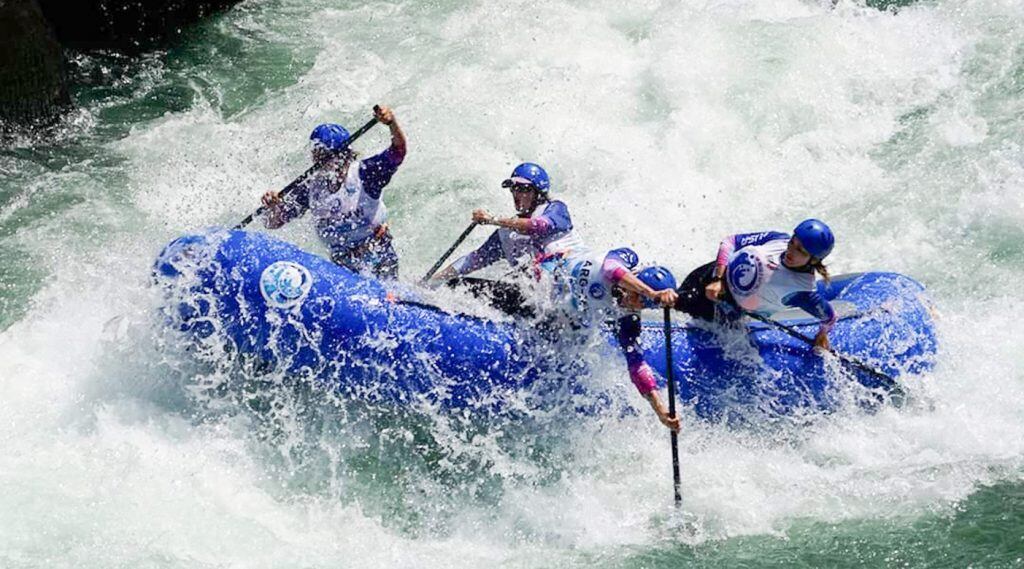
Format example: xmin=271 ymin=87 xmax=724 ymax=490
xmin=727 ymin=250 xmax=764 ymax=297
xmin=260 ymin=261 xmax=313 ymax=309
xmin=588 ymin=282 xmax=606 ymax=300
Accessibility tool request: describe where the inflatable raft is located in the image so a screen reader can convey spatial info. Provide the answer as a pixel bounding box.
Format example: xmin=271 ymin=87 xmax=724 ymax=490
xmin=154 ymin=229 xmax=938 ymax=419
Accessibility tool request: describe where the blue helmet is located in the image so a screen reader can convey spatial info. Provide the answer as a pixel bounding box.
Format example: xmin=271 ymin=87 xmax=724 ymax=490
xmin=501 ymin=162 xmax=551 ymax=194
xmin=793 ymin=218 xmax=835 ymax=260
xmin=637 ymin=266 xmax=678 ymax=309
xmin=310 ymin=123 xmax=351 ymax=152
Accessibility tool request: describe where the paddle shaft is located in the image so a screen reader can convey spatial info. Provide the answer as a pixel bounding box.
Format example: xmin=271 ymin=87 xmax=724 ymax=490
xmin=742 ymin=310 xmax=903 ymax=394
xmin=663 ymin=307 xmax=682 ymax=507
xmin=420 ymin=222 xmax=478 ymax=283
xmin=234 ymin=113 xmax=381 ymax=230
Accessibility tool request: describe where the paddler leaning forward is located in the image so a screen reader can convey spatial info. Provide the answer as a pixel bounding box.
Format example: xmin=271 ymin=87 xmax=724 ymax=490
xmin=672 ymin=219 xmax=838 ymax=350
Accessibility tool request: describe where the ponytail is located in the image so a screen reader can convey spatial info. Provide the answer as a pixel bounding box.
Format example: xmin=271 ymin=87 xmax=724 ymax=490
xmin=811 ymin=259 xmax=831 ymax=285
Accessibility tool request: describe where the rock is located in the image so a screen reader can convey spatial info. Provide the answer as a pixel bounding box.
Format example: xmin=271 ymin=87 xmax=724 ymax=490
xmin=0 ymin=0 xmax=70 ymax=127
xmin=37 ymin=0 xmax=242 ymax=51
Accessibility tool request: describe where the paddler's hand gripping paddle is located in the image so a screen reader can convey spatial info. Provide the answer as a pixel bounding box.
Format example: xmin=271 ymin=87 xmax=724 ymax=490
xmin=234 ymin=108 xmax=381 ymax=230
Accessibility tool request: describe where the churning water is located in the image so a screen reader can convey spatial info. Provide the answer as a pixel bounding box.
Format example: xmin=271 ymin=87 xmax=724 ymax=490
xmin=1 ymin=0 xmax=1023 ymax=566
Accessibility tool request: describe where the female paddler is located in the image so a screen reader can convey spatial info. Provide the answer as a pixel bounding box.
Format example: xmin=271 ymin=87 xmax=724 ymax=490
xmin=261 ymin=105 xmax=407 ymax=279
xmin=673 ymin=219 xmax=837 ymax=350
xmin=432 ymin=162 xmax=682 ymax=430
xmin=538 ymin=247 xmax=682 ymax=431
xmin=429 ymin=162 xmax=585 ymax=316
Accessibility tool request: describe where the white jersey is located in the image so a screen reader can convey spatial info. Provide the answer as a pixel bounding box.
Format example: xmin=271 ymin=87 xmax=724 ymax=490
xmin=497 ymin=210 xmax=585 ymax=267
xmin=306 ymin=161 xmax=387 ymax=252
xmin=542 ymin=248 xmax=634 ymax=328
xmin=726 ymin=239 xmax=815 ymax=315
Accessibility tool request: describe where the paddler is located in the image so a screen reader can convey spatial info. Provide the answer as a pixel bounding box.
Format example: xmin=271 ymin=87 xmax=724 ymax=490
xmin=261 ymin=105 xmax=407 ymax=279
xmin=673 ymin=219 xmax=837 ymax=350
xmin=429 ymin=163 xmax=585 ymax=313
xmin=537 ymin=247 xmax=681 ymax=431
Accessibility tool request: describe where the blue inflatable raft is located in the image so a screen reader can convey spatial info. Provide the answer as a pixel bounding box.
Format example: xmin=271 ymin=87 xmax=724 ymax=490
xmin=154 ymin=229 xmax=937 ymax=419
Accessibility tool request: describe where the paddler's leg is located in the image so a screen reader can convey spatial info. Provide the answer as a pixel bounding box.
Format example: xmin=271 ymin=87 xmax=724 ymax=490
xmin=672 ymin=261 xmax=719 ymax=321
xmin=329 ymin=248 xmax=362 ymax=274
xmin=328 ymin=230 xmax=400 ymax=280
xmin=446 ymin=277 xmax=535 ymax=319
xmin=370 ymin=228 xmax=399 ymax=280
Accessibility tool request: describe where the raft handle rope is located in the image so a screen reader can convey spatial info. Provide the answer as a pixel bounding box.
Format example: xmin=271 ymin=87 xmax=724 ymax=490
xmin=234 ymin=108 xmax=381 ymax=230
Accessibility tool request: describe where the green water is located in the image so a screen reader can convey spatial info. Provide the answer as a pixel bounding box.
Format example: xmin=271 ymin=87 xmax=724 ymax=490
xmin=1 ymin=0 xmax=1023 ymax=567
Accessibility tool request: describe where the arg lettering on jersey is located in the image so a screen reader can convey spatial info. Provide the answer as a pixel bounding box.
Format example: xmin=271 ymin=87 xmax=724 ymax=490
xmin=260 ymin=261 xmax=313 ymax=309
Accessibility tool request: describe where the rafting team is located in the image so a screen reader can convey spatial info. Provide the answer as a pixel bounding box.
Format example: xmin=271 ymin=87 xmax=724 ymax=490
xmin=259 ymin=106 xmax=838 ymax=432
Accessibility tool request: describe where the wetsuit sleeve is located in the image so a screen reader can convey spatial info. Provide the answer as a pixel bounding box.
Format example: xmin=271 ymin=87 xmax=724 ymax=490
xmin=449 ymin=229 xmax=504 ymax=275
xmin=601 ymin=248 xmax=640 ymax=283
xmin=716 ymin=231 xmax=791 ymax=269
xmin=783 ymin=290 xmax=837 ymax=335
xmin=616 ymin=314 xmax=659 ymax=394
xmin=522 ymin=200 xmax=573 ymax=237
xmin=358 ymin=146 xmax=406 ymax=200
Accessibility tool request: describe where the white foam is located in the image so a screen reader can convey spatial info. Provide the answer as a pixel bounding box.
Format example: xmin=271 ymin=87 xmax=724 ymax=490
xmin=3 ymin=0 xmax=1024 ymax=565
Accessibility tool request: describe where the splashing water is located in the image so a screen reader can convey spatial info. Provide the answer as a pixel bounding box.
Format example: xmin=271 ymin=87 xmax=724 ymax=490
xmin=2 ymin=0 xmax=1023 ymax=566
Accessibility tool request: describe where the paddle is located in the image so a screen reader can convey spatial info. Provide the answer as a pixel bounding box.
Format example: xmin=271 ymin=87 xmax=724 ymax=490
xmin=741 ymin=309 xmax=906 ymax=401
xmin=233 ymin=110 xmax=382 ymax=230
xmin=663 ymin=307 xmax=682 ymax=507
xmin=420 ymin=222 xmax=478 ymax=284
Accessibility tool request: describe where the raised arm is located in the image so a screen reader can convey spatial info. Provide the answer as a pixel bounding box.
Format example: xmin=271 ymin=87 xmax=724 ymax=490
xmin=375 ymin=105 xmax=406 ymax=158
xmin=359 ymin=105 xmax=407 ymax=199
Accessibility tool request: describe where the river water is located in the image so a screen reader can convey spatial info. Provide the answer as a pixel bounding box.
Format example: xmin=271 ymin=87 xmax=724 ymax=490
xmin=1 ymin=0 xmax=1023 ymax=566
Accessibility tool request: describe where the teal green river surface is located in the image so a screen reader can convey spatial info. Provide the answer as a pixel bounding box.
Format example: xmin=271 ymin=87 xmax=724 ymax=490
xmin=1 ymin=0 xmax=1023 ymax=567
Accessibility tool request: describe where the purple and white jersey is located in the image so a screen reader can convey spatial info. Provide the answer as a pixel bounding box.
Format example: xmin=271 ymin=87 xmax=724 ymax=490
xmin=719 ymin=231 xmax=836 ymax=333
xmin=305 ymin=161 xmax=387 ymax=251
xmin=540 ymin=247 xmax=638 ymax=326
xmin=450 ymin=200 xmax=585 ymax=275
xmin=539 ymin=247 xmax=664 ymax=396
xmin=274 ymin=147 xmax=404 ymax=255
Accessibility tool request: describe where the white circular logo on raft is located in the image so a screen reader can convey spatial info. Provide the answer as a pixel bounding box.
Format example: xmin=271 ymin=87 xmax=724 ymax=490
xmin=260 ymin=261 xmax=313 ymax=309
xmin=728 ymin=250 xmax=764 ymax=298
